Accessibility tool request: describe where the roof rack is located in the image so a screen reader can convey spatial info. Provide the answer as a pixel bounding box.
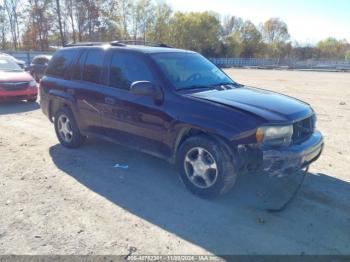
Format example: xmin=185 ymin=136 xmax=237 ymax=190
xmin=64 ymin=40 xmax=172 ymax=48
xmin=64 ymin=42 xmax=106 ymax=47
xmin=111 ymin=40 xmax=172 ymax=48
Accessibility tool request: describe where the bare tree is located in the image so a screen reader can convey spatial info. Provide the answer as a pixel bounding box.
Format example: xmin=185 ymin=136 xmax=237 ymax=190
xmin=120 ymin=0 xmax=131 ymax=39
xmin=4 ymin=0 xmax=21 ymax=49
xmin=0 ymin=4 xmax=9 ymax=49
xmin=23 ymin=0 xmax=53 ymax=50
xmin=65 ymin=0 xmax=76 ymax=42
xmin=55 ymin=0 xmax=65 ymax=46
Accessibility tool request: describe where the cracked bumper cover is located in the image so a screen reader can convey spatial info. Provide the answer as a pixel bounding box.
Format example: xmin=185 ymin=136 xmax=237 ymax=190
xmin=261 ymin=131 xmax=324 ymax=174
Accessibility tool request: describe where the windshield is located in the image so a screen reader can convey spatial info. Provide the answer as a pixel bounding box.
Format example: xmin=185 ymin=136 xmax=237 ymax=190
xmin=151 ymin=52 xmax=236 ymax=90
xmin=0 ymin=56 xmax=23 ymax=72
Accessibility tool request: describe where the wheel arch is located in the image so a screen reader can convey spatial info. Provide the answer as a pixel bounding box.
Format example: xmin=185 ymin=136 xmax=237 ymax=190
xmin=49 ymin=97 xmax=75 ymax=122
xmin=173 ymin=127 xmax=237 ymax=164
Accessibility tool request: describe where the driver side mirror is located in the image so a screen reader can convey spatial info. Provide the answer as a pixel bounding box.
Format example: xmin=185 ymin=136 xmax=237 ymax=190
xmin=130 ymin=81 xmax=162 ymax=100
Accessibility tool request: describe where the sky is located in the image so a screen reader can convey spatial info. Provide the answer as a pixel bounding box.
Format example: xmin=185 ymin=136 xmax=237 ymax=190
xmin=167 ymin=0 xmax=350 ymax=44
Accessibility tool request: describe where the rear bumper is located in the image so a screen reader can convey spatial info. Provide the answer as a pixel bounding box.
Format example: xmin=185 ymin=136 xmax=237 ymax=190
xmin=261 ymin=131 xmax=324 ymax=175
xmin=0 ymin=88 xmax=38 ymax=101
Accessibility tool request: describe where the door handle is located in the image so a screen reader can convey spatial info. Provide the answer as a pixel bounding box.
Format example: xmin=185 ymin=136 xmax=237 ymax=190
xmin=105 ymin=97 xmax=116 ymax=105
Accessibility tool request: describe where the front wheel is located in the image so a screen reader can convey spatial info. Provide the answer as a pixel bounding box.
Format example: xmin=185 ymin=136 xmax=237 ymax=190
xmin=54 ymin=108 xmax=85 ymax=148
xmin=176 ymin=135 xmax=237 ymax=199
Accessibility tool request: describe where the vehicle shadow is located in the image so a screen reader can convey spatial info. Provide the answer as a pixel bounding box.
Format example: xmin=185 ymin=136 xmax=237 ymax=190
xmin=49 ymin=138 xmax=350 ymax=254
xmin=0 ymin=101 xmax=40 ymax=115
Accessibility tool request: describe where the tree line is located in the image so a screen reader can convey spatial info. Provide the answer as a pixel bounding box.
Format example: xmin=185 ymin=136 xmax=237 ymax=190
xmin=1 ymin=0 xmax=350 ymax=60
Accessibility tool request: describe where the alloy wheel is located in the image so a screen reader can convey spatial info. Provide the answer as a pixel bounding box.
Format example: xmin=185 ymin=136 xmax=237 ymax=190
xmin=184 ymin=147 xmax=218 ymax=188
xmin=57 ymin=114 xmax=73 ymax=143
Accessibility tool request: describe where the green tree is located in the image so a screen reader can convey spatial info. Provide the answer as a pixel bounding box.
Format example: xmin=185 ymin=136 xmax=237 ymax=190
xmin=169 ymin=11 xmax=222 ymax=56
xmin=222 ymin=15 xmax=243 ymax=37
xmin=239 ymin=20 xmax=262 ymax=58
xmin=317 ymin=37 xmax=349 ymax=59
xmin=147 ymin=1 xmax=172 ymax=43
xmin=345 ymin=50 xmax=350 ymax=61
xmin=262 ymin=18 xmax=289 ymax=43
xmin=224 ymin=31 xmax=242 ymax=57
xmin=262 ymin=18 xmax=290 ymax=58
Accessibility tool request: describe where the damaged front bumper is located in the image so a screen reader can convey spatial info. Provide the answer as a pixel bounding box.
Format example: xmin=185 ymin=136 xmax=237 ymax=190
xmin=261 ymin=131 xmax=324 ymax=175
xmin=236 ymin=131 xmax=324 ymax=176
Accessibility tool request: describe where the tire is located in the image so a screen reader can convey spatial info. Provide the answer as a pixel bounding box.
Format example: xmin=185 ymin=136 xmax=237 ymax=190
xmin=54 ymin=107 xmax=85 ymax=148
xmin=176 ymin=135 xmax=237 ymax=199
xmin=27 ymin=96 xmax=37 ymax=103
xmin=33 ymin=73 xmax=39 ymax=82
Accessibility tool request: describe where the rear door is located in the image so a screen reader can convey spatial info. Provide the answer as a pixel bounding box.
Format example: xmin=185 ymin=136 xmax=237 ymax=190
xmin=41 ymin=48 xmax=79 ymax=117
xmin=101 ymin=50 xmax=172 ymax=157
xmin=69 ymin=48 xmax=107 ymax=135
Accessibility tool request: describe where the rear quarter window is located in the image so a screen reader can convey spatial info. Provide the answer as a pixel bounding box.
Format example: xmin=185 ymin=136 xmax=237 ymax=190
xmin=71 ymin=49 xmax=105 ymax=84
xmin=46 ymin=49 xmax=79 ymax=78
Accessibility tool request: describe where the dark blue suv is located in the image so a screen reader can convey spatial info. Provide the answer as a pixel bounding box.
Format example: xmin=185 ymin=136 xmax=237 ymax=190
xmin=40 ymin=41 xmax=324 ymax=198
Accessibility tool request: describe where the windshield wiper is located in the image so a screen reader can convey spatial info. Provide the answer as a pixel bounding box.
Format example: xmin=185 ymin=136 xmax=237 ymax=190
xmin=176 ymin=85 xmax=216 ymax=91
xmin=211 ymin=82 xmax=242 ymax=88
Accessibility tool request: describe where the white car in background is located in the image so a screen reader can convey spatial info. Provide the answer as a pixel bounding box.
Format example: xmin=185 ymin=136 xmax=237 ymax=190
xmin=0 ymin=52 xmax=26 ymax=69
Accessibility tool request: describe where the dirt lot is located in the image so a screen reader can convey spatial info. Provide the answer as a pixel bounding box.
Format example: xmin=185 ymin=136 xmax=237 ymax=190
xmin=0 ymin=69 xmax=349 ymax=255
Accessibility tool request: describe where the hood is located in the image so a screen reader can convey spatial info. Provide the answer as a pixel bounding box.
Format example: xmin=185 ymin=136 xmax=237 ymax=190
xmin=188 ymin=86 xmax=313 ymax=123
xmin=0 ymin=71 xmax=34 ymax=82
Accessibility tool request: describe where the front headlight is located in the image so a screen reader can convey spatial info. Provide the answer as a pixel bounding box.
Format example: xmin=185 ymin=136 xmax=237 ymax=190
xmin=29 ymin=80 xmax=37 ymax=88
xmin=256 ymin=125 xmax=293 ymax=146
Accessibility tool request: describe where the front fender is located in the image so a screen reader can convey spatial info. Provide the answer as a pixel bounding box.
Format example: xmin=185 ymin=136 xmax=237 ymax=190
xmin=172 ymin=108 xmax=261 ymax=145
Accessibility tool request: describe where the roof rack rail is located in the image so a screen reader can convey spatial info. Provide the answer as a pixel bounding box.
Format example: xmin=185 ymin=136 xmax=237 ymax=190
xmin=110 ymin=41 xmax=127 ymax=47
xmin=63 ymin=40 xmax=173 ymax=48
xmin=111 ymin=40 xmax=172 ymax=48
xmin=64 ymin=42 xmax=105 ymax=47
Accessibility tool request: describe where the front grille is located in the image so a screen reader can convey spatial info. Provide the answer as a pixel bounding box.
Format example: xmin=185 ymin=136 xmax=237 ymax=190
xmin=0 ymin=82 xmax=29 ymax=91
xmin=292 ymin=115 xmax=315 ymax=144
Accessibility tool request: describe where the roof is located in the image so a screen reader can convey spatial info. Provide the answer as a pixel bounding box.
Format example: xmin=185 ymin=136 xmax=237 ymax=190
xmin=62 ymin=41 xmax=195 ymax=54
xmin=0 ymin=53 xmax=26 ymax=64
xmin=124 ymin=45 xmax=194 ymax=54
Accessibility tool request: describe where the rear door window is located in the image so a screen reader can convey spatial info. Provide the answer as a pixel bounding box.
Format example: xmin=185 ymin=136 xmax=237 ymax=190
xmin=46 ymin=49 xmax=78 ymax=78
xmin=71 ymin=51 xmax=87 ymax=81
xmin=109 ymin=52 xmax=154 ymax=90
xmin=82 ymin=50 xmax=104 ymax=84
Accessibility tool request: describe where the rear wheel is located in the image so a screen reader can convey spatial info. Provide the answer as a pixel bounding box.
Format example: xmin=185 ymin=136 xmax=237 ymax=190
xmin=54 ymin=108 xmax=85 ymax=148
xmin=177 ymin=135 xmax=237 ymax=198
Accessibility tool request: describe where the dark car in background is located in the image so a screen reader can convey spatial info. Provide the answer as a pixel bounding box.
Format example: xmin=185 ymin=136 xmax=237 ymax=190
xmin=0 ymin=55 xmax=38 ymax=102
xmin=40 ymin=42 xmax=324 ymax=198
xmin=29 ymin=55 xmax=52 ymax=82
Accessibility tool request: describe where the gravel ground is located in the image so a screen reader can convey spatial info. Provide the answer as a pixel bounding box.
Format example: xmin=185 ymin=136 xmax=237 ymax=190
xmin=0 ymin=69 xmax=349 ymax=255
